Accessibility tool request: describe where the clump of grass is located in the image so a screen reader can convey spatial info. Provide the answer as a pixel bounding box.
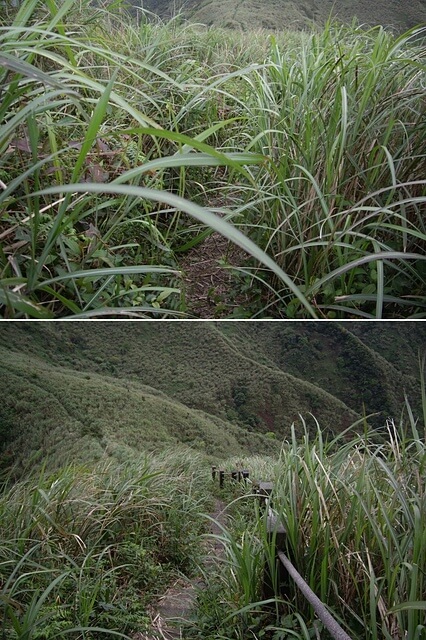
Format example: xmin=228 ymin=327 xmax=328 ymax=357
xmin=0 ymin=451 xmax=209 ymax=639
xmin=272 ymin=417 xmax=426 ymax=638
xmin=190 ymin=397 xmax=426 ymax=639
xmin=234 ymin=22 xmax=426 ymax=318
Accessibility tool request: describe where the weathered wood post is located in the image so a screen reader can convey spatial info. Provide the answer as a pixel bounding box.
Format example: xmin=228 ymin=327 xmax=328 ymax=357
xmin=258 ymin=483 xmax=291 ymax=600
xmin=262 ymin=511 xmax=290 ymax=600
xmin=212 ymin=465 xmax=217 ymax=481
xmin=231 ymin=470 xmax=238 ymax=482
xmin=242 ymin=469 xmax=249 ymax=483
xmin=258 ymin=481 xmax=274 ymax=509
xmin=219 ymin=470 xmax=225 ymax=488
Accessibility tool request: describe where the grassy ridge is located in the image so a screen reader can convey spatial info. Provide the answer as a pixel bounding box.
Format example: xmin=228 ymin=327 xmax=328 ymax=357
xmin=130 ymin=0 xmax=426 ymax=32
xmin=1 ymin=1 xmax=425 ymax=318
xmin=0 ymin=345 xmax=278 ymax=473
xmin=0 ymin=321 xmax=424 ymax=474
xmin=217 ymin=322 xmax=424 ymax=418
xmin=344 ymin=323 xmax=426 ymax=377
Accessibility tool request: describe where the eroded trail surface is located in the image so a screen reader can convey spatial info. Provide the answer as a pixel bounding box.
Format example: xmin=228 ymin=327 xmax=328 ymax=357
xmin=140 ymin=499 xmax=228 ymax=640
xmin=181 ymin=230 xmax=247 ymax=318
xmin=179 ymin=193 xmax=252 ymax=318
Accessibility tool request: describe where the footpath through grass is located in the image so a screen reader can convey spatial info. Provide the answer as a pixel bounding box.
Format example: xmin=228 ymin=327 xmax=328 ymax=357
xmin=2 ymin=405 xmax=425 ymax=639
xmin=1 ymin=1 xmax=425 ymax=317
xmin=187 ymin=419 xmax=426 ymax=639
xmin=0 ymin=448 xmax=210 ymax=640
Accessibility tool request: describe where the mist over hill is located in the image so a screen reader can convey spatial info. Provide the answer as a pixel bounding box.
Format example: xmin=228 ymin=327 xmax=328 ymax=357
xmin=128 ymin=0 xmax=426 ymax=31
xmin=0 ymin=322 xmax=424 ymax=472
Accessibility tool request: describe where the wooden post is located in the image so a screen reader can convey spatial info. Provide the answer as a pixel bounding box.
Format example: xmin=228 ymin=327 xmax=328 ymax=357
xmin=231 ymin=470 xmax=238 ymax=482
xmin=262 ymin=511 xmax=290 ymax=600
xmin=212 ymin=465 xmax=217 ymax=481
xmin=219 ymin=470 xmax=225 ymax=488
xmin=258 ymin=481 xmax=274 ymax=509
xmin=242 ymin=470 xmax=249 ymax=483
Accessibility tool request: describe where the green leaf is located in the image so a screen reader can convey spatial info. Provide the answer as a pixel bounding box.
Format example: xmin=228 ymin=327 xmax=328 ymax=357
xmin=36 ymin=183 xmax=317 ymax=317
xmin=0 ymin=52 xmax=66 ymax=89
xmin=35 ymin=265 xmax=179 ymax=289
xmin=388 ymin=601 xmax=426 ymax=614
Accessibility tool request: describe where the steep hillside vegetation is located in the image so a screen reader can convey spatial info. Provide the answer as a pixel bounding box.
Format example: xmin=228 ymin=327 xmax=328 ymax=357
xmin=0 ymin=322 xmax=423 ymax=473
xmin=346 ymin=322 xmax=426 ymax=377
xmin=0 ymin=343 xmax=276 ymax=473
xmin=131 ymin=0 xmax=426 ymax=31
xmin=218 ymin=322 xmax=423 ymax=418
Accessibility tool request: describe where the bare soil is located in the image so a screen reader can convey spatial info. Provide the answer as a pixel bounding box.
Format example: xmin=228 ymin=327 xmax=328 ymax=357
xmin=177 ymin=184 xmax=258 ymax=317
xmin=181 ymin=227 xmax=251 ymax=318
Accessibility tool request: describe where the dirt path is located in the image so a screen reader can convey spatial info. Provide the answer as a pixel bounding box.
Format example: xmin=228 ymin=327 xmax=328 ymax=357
xmin=139 ymin=499 xmax=228 ymax=640
xmin=181 ymin=231 xmax=249 ymax=318
xmin=179 ymin=192 xmax=252 ymax=317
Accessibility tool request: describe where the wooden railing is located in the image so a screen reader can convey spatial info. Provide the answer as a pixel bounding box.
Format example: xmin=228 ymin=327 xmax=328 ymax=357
xmin=211 ymin=465 xmax=250 ymax=487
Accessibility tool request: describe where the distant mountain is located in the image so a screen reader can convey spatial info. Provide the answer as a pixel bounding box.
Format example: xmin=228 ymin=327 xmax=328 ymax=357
xmin=0 ymin=322 xmax=424 ymax=472
xmin=128 ymin=0 xmax=426 ymax=32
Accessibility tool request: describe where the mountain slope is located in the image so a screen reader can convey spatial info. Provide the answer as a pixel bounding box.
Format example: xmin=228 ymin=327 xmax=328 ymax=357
xmin=0 ymin=323 xmax=360 ymax=448
xmin=130 ymin=0 xmax=426 ymax=32
xmin=344 ymin=323 xmax=426 ymax=377
xmin=217 ymin=322 xmax=423 ymax=421
xmin=0 ymin=321 xmax=423 ymax=473
xmin=1 ymin=345 xmax=277 ymax=472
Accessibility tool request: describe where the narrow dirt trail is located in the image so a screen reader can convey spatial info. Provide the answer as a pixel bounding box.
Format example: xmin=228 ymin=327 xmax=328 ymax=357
xmin=179 ymin=192 xmax=252 ymax=318
xmin=180 ymin=230 xmax=248 ymax=318
xmin=140 ymin=499 xmax=228 ymax=640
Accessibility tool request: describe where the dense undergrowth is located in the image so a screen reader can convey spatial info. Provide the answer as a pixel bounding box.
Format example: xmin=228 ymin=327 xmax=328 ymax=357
xmin=1 ymin=394 xmax=425 ymax=639
xmin=1 ymin=0 xmax=425 ymax=318
xmin=0 ymin=448 xmax=209 ymax=639
xmin=190 ymin=416 xmax=426 ymax=639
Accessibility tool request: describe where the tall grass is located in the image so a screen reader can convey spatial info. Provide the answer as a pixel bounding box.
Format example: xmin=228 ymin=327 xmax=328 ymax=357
xmin=0 ymin=449 xmax=209 ymax=639
xmin=1 ymin=3 xmax=425 ymax=317
xmin=194 ymin=402 xmax=426 ymax=639
xmin=0 ymin=0 xmax=281 ymax=317
xmin=235 ymin=22 xmax=426 ymax=317
xmin=271 ymin=419 xmax=426 ymax=639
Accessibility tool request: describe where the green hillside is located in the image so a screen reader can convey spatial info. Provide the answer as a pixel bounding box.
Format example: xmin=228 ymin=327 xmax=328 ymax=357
xmin=0 ymin=320 xmax=425 ymax=640
xmin=0 ymin=342 xmax=276 ymax=473
xmin=0 ymin=321 xmax=424 ymax=472
xmin=132 ymin=0 xmax=426 ymax=31
xmin=217 ymin=321 xmax=423 ymax=417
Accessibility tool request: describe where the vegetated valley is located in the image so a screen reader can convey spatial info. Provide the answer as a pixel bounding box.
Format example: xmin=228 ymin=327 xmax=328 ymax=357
xmin=0 ymin=0 xmax=425 ymax=318
xmin=1 ymin=321 xmax=425 ymax=639
xmin=131 ymin=0 xmax=426 ymax=33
